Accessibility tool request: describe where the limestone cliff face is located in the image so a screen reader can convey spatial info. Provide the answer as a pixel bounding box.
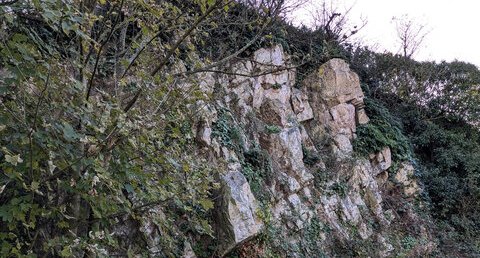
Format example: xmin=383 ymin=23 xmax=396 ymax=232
xmin=184 ymin=45 xmax=434 ymax=257
xmin=130 ymin=46 xmax=433 ymax=257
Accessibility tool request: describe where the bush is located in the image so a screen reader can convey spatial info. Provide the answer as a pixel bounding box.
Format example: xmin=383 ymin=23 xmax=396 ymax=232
xmin=353 ymin=98 xmax=412 ymax=163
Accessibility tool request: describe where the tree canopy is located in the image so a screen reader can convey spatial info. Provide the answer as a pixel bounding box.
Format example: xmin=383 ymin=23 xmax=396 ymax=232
xmin=0 ymin=0 xmax=292 ymax=256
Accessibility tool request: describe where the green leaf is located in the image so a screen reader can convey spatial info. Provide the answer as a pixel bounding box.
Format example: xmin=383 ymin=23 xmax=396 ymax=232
xmin=61 ymin=21 xmax=71 ymax=35
xmin=31 ymin=181 xmax=40 ymax=192
xmin=5 ymin=154 xmax=23 ymax=166
xmin=60 ymin=246 xmax=72 ymax=257
xmin=124 ymin=184 xmax=134 ymax=194
xmin=62 ymin=122 xmax=78 ymax=141
xmin=198 ymin=198 xmax=214 ymax=210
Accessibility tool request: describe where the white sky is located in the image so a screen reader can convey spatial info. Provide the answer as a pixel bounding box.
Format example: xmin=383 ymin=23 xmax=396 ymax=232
xmin=290 ymin=0 xmax=480 ymax=67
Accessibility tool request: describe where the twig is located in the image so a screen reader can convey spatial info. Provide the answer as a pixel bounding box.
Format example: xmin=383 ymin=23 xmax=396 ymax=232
xmin=86 ymin=0 xmax=125 ymax=101
xmin=150 ymin=0 xmax=225 ymax=77
xmin=120 ymin=12 xmax=186 ymax=79
xmin=0 ymin=0 xmax=18 ymax=6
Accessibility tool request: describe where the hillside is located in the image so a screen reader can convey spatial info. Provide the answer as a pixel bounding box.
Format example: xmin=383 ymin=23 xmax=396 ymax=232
xmin=1 ymin=1 xmax=480 ymax=257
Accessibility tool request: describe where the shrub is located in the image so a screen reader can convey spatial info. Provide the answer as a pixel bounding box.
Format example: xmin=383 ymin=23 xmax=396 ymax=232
xmin=353 ymin=98 xmax=412 ymax=163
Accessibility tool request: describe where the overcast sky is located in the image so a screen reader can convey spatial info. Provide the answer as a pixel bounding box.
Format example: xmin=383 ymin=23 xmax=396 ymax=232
xmin=290 ymin=0 xmax=480 ymax=67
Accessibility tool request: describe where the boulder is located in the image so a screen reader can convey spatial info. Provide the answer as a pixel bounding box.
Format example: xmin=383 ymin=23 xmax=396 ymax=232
xmin=254 ymin=45 xmax=285 ymax=66
xmin=259 ymin=98 xmax=295 ymax=127
xmin=395 ymin=162 xmax=420 ymax=196
xmin=303 ymin=58 xmax=368 ymax=156
xmin=286 ymin=193 xmax=312 ymax=229
xmin=304 ymin=58 xmax=364 ymax=108
xmin=339 ymin=196 xmax=362 ymax=225
xmin=349 ymin=160 xmax=387 ymax=224
xmin=218 ymin=167 xmax=263 ymax=254
xmin=196 ymin=123 xmax=212 ymax=146
xmin=394 ymin=162 xmax=414 ymax=184
xmin=327 ymin=103 xmax=357 ymax=136
xmin=370 ymin=147 xmax=392 ymax=175
xmin=182 ymin=241 xmax=197 ymax=258
xmin=194 ymin=103 xmax=217 ymax=147
xmin=259 ymin=127 xmax=313 ymax=188
xmin=252 ymin=45 xmax=295 ymax=95
xmin=356 ymin=108 xmax=370 ymax=124
xmin=291 ymin=88 xmax=314 ymax=122
xmin=332 ymin=134 xmax=354 ymax=155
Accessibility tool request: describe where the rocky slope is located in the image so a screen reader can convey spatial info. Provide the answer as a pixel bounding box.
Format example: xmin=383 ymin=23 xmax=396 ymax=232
xmin=133 ymin=45 xmax=436 ymax=257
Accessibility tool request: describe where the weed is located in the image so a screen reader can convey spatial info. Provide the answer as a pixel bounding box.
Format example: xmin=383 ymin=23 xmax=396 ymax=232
xmin=329 ymin=181 xmax=348 ymax=198
xmin=212 ymin=108 xmax=243 ymax=151
xmin=241 ymin=147 xmax=274 ymax=202
xmin=272 ymin=83 xmax=282 ymax=89
xmin=302 ymin=145 xmax=320 ymax=166
xmin=265 ymin=124 xmax=282 ymax=134
xmin=353 ymin=98 xmax=412 ymax=165
xmin=401 ymin=236 xmax=417 ymax=250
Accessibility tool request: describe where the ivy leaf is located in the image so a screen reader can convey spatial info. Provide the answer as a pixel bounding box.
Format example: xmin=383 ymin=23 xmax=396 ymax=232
xmin=57 ymin=220 xmax=69 ymax=229
xmin=31 ymin=181 xmax=39 ymax=191
xmin=0 ymin=208 xmax=13 ymax=223
xmin=60 ymin=246 xmax=72 ymax=257
xmin=61 ymin=21 xmax=71 ymax=35
xmin=62 ymin=122 xmax=79 ymax=141
xmin=198 ymin=198 xmax=214 ymax=210
xmin=124 ymin=184 xmax=134 ymax=194
xmin=5 ymin=154 xmax=23 ymax=166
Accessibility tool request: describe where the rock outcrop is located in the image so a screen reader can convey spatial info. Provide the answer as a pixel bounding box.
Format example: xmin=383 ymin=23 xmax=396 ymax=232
xmin=191 ymin=46 xmax=432 ymax=257
xmin=132 ymin=45 xmax=431 ymax=257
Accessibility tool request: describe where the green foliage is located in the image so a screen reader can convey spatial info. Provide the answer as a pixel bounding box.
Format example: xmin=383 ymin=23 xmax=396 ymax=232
xmin=0 ymin=0 xmax=232 ymax=256
xmin=350 ymin=48 xmax=480 ymax=125
xmin=353 ymin=98 xmax=412 ymax=164
xmin=301 ymin=218 xmax=329 ymax=257
xmin=271 ymin=83 xmax=282 ymax=89
xmin=3 ymin=0 xmax=480 ymax=256
xmin=409 ymin=119 xmax=480 ymax=236
xmin=264 ymin=124 xmax=281 ymax=134
xmin=329 ymin=182 xmax=348 ymax=198
xmin=212 ymin=108 xmax=244 ymax=151
xmin=401 ymin=235 xmax=417 ymax=250
xmin=350 ymin=46 xmax=480 ymax=256
xmin=252 ymin=217 xmax=329 ymax=258
xmin=241 ymin=147 xmax=274 ymax=203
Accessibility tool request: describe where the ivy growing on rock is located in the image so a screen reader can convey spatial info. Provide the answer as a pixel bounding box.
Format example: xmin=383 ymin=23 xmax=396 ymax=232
xmin=353 ymin=98 xmax=412 ymax=165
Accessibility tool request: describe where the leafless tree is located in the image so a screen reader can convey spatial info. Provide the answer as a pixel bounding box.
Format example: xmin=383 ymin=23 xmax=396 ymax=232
xmin=310 ymin=0 xmax=366 ymax=43
xmin=393 ymin=15 xmax=430 ymax=58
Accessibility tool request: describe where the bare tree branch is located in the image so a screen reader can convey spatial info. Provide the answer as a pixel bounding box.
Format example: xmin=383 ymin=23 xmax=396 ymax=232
xmin=86 ymin=0 xmax=125 ymax=101
xmin=150 ymin=0 xmax=226 ymax=77
xmin=0 ymin=0 xmax=17 ymax=6
xmin=393 ymin=15 xmax=430 ymax=58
